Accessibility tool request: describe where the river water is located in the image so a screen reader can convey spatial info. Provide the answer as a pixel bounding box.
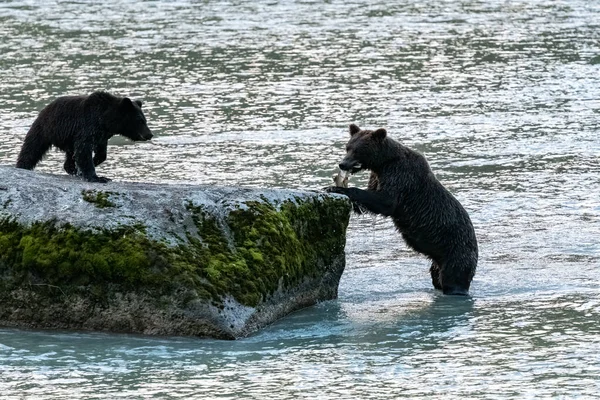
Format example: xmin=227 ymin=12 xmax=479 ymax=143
xmin=1 ymin=1 xmax=599 ymax=398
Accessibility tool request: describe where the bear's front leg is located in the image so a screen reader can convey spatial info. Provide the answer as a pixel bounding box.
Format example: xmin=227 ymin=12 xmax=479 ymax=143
xmin=74 ymin=143 xmax=111 ymax=183
xmin=324 ymin=186 xmax=396 ymax=217
xmin=63 ymin=150 xmax=77 ymax=175
xmin=93 ymin=140 xmax=108 ymax=167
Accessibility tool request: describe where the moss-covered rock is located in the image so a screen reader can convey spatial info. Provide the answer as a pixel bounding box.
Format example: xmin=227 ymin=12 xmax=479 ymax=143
xmin=81 ymin=189 xmax=117 ymax=208
xmin=0 ymin=166 xmax=350 ymax=339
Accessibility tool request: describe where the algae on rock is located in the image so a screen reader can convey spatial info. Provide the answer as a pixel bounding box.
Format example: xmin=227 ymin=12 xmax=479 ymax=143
xmin=0 ymin=166 xmax=351 ymax=339
xmin=81 ymin=189 xmax=117 ymax=208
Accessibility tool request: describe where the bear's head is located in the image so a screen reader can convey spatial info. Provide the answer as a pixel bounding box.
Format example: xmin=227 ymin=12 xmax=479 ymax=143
xmin=113 ymin=98 xmax=153 ymax=142
xmin=338 ymin=124 xmax=389 ymax=173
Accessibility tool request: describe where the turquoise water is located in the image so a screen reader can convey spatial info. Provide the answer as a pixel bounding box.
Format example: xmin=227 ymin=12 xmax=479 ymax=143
xmin=1 ymin=0 xmax=599 ymax=398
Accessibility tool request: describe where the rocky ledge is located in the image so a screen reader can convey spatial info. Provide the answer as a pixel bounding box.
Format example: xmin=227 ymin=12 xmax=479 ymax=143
xmin=0 ymin=166 xmax=350 ymax=339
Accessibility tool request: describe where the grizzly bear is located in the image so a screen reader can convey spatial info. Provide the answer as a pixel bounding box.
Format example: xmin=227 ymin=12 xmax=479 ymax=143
xmin=327 ymin=124 xmax=478 ymax=295
xmin=16 ymin=91 xmax=153 ymax=183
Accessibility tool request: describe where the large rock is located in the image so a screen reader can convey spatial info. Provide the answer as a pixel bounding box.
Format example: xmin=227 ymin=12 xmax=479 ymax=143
xmin=0 ymin=166 xmax=350 ymax=339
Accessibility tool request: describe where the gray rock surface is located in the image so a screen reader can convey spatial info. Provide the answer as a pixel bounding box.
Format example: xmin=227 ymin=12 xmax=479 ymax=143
xmin=0 ymin=166 xmax=351 ymax=339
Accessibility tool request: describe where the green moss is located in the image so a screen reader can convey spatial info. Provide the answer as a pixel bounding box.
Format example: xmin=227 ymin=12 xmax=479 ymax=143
xmin=82 ymin=190 xmax=116 ymax=208
xmin=0 ymin=218 xmax=157 ymax=288
xmin=182 ymin=197 xmax=351 ymax=306
xmin=0 ymin=195 xmax=351 ymax=308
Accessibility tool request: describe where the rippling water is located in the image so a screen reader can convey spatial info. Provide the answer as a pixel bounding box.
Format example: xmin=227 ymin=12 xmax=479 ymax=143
xmin=1 ymin=0 xmax=599 ymax=398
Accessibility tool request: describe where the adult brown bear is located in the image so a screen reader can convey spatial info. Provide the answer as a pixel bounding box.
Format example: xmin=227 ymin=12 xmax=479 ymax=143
xmin=327 ymin=124 xmax=478 ymax=295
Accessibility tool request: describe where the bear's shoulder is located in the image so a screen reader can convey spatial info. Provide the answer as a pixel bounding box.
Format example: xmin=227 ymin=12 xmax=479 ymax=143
xmin=86 ymin=91 xmax=121 ymax=106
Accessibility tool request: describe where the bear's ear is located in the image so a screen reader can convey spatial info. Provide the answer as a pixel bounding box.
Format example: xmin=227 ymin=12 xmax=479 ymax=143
xmin=372 ymin=128 xmax=387 ymax=140
xmin=349 ymin=124 xmax=361 ymax=136
xmin=121 ymin=97 xmax=134 ymax=108
xmin=135 ymin=100 xmax=143 ymax=107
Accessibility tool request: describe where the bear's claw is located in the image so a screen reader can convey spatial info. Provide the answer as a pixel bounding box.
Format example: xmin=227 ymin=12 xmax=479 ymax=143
xmin=85 ymin=176 xmax=112 ymax=183
xmin=323 ymin=186 xmax=346 ymax=194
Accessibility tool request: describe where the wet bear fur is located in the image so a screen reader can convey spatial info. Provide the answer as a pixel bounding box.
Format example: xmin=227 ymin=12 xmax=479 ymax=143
xmin=16 ymin=91 xmax=153 ymax=183
xmin=327 ymin=124 xmax=478 ymax=295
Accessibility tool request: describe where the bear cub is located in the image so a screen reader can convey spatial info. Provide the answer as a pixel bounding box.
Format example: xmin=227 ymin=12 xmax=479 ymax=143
xmin=16 ymin=91 xmax=153 ymax=183
xmin=327 ymin=124 xmax=478 ymax=295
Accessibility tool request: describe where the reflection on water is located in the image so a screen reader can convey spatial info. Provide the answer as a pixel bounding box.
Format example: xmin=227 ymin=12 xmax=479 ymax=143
xmin=0 ymin=0 xmax=599 ymax=398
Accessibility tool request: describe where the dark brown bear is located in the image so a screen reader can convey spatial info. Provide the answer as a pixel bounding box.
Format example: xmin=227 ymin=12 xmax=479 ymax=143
xmin=16 ymin=91 xmax=153 ymax=183
xmin=327 ymin=124 xmax=478 ymax=295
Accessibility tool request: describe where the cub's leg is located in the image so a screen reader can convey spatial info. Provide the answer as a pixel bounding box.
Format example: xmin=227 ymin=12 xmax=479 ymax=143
xmin=93 ymin=139 xmax=108 ymax=166
xmin=16 ymin=123 xmax=51 ymax=170
xmin=74 ymin=141 xmax=110 ymax=183
xmin=64 ymin=150 xmax=77 ymax=175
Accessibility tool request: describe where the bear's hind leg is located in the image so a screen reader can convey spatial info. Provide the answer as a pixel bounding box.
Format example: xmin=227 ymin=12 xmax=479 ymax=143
xmin=430 ymin=261 xmax=442 ymax=290
xmin=16 ymin=123 xmax=51 ymax=170
xmin=439 ymin=260 xmax=471 ymax=296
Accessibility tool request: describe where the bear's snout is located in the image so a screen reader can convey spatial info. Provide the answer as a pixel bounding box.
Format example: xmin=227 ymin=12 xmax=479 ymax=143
xmin=339 ymin=160 xmax=362 ymax=173
xmin=139 ymin=129 xmax=153 ymax=141
xmin=339 ymin=162 xmax=351 ymax=170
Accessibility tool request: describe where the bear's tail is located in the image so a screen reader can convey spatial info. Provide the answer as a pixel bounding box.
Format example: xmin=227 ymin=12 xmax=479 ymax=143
xmin=16 ymin=123 xmax=51 ymax=170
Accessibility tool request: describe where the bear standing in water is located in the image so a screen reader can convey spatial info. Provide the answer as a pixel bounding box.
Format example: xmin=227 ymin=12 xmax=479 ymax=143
xmin=16 ymin=91 xmax=153 ymax=183
xmin=327 ymin=124 xmax=478 ymax=295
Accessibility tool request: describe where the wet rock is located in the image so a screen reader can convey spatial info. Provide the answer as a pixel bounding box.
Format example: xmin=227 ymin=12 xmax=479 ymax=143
xmin=0 ymin=166 xmax=351 ymax=339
